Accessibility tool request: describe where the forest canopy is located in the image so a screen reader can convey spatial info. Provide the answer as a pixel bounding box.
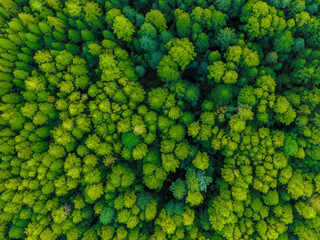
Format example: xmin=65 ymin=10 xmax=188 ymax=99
xmin=1 ymin=0 xmax=320 ymax=239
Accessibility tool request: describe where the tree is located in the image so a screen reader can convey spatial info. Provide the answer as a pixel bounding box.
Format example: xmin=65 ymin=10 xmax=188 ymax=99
xmin=140 ymin=35 xmax=158 ymax=52
xmin=175 ymin=141 xmax=190 ymax=160
xmin=100 ymin=226 xmax=114 ymax=240
xmin=193 ymin=151 xmax=210 ymax=170
xmin=265 ymin=51 xmax=278 ymax=64
xmin=148 ymin=87 xmax=169 ymax=109
xmin=287 ymin=172 xmax=313 ymax=200
xmin=47 ymin=16 xmax=66 ymax=33
xmin=165 ymin=38 xmax=197 ymax=71
xmin=242 ymin=1 xmax=286 ymax=40
xmin=273 ymin=96 xmax=290 ymax=114
xmin=195 ymin=33 xmax=209 ymax=53
xmin=145 ymin=9 xmax=167 ymax=32
xmin=161 ymin=153 xmax=179 ymax=172
xmin=211 ymin=84 xmax=234 ymax=106
xmin=215 ymin=27 xmax=237 ymax=50
xmin=132 ymin=142 xmax=148 ymax=160
xmin=83 ymin=1 xmax=102 ymax=28
xmin=55 ymin=50 xmax=73 ymax=69
xmin=182 ymin=208 xmax=195 ymax=225
xmin=214 ymin=0 xmax=232 ymax=12
xmin=185 ymin=84 xmax=200 ymax=103
xmin=2 ymin=2 xmax=320 ymax=239
xmin=283 ymin=135 xmax=298 ymax=157
xmin=186 ymin=190 xmax=204 ymax=206
xmin=8 ymin=226 xmax=25 ymax=239
xmin=241 ymin=47 xmax=260 ymax=67
xmin=113 ymin=15 xmax=135 ymax=42
xmin=145 ymin=199 xmax=157 ymax=222
xmin=155 ymin=209 xmax=176 ymax=234
xmin=122 ymin=132 xmax=141 ymax=149
xmin=170 ymin=179 xmax=187 ymax=200
xmin=263 ymin=189 xmax=279 ymax=206
xmin=169 ymin=124 xmax=185 ymax=142
xmin=223 ymin=70 xmax=238 ymax=84
xmin=273 ymin=152 xmax=288 ymax=169
xmin=208 ymin=195 xmax=240 ymax=236
xmin=197 ymin=170 xmax=213 ymax=192
xmin=207 ymin=61 xmax=226 ymax=83
xmin=110 ymin=164 xmax=135 ymax=189
xmin=186 ymin=168 xmax=200 ymax=192
xmin=175 ymin=9 xmax=192 ymax=37
xmin=274 ymin=30 xmax=294 ymax=53
xmin=157 ymin=55 xmax=180 ymax=82
xmin=295 ymin=202 xmax=317 ymax=220
xmin=0 ymin=38 xmax=18 ymax=50
xmin=85 ymin=183 xmax=104 ymax=202
xmin=225 ymin=45 xmax=242 ymax=64
xmin=238 ymin=85 xmax=257 ymax=106
xmin=211 ymin=7 xmax=228 ymax=32
xmin=139 ymin=22 xmax=157 ymax=38
xmin=143 ymin=163 xmax=167 ymax=190
xmin=100 ymin=207 xmax=115 ymax=225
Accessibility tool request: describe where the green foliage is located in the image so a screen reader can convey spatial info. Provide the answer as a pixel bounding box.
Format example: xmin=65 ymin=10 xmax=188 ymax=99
xmin=263 ymin=189 xmax=279 ymax=206
xmin=287 ymin=172 xmax=313 ymax=200
xmin=207 ymin=60 xmax=226 ymax=83
xmin=164 ymin=37 xmax=196 ymax=71
xmin=238 ymin=85 xmax=257 ymax=106
xmin=0 ymin=38 xmax=18 ymax=50
xmin=145 ymin=10 xmax=167 ymax=32
xmin=112 ymin=15 xmax=135 ymax=42
xmin=145 ymin=199 xmax=157 ymax=222
xmin=157 ymin=55 xmax=180 ymax=82
xmin=136 ymin=192 xmax=152 ymax=210
xmin=186 ymin=168 xmax=200 ymax=192
xmin=197 ymin=170 xmax=213 ymax=192
xmin=100 ymin=207 xmax=115 ymax=225
xmin=175 ymin=9 xmax=192 ymax=37
xmin=148 ymin=87 xmax=169 ymax=110
xmin=169 ymin=124 xmax=185 ymax=142
xmin=110 ymin=164 xmax=135 ymax=189
xmin=1 ymin=1 xmax=320 ymax=239
xmin=170 ymin=179 xmax=187 ymax=200
xmin=192 ymin=151 xmax=210 ymax=170
xmin=215 ymin=27 xmax=237 ymax=50
xmin=84 ymin=1 xmax=102 ymax=27
xmin=295 ymin=202 xmax=317 ymax=219
xmin=8 ymin=225 xmax=25 ymax=239
xmin=143 ymin=163 xmax=167 ymax=190
xmin=266 ymin=51 xmax=278 ymax=64
xmin=122 ymin=132 xmax=141 ymax=149
xmin=283 ymin=135 xmax=298 ymax=157
xmin=211 ymin=84 xmax=234 ymax=106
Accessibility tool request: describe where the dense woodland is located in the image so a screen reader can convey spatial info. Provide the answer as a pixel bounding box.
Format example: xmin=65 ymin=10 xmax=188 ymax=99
xmin=1 ymin=0 xmax=320 ymax=239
